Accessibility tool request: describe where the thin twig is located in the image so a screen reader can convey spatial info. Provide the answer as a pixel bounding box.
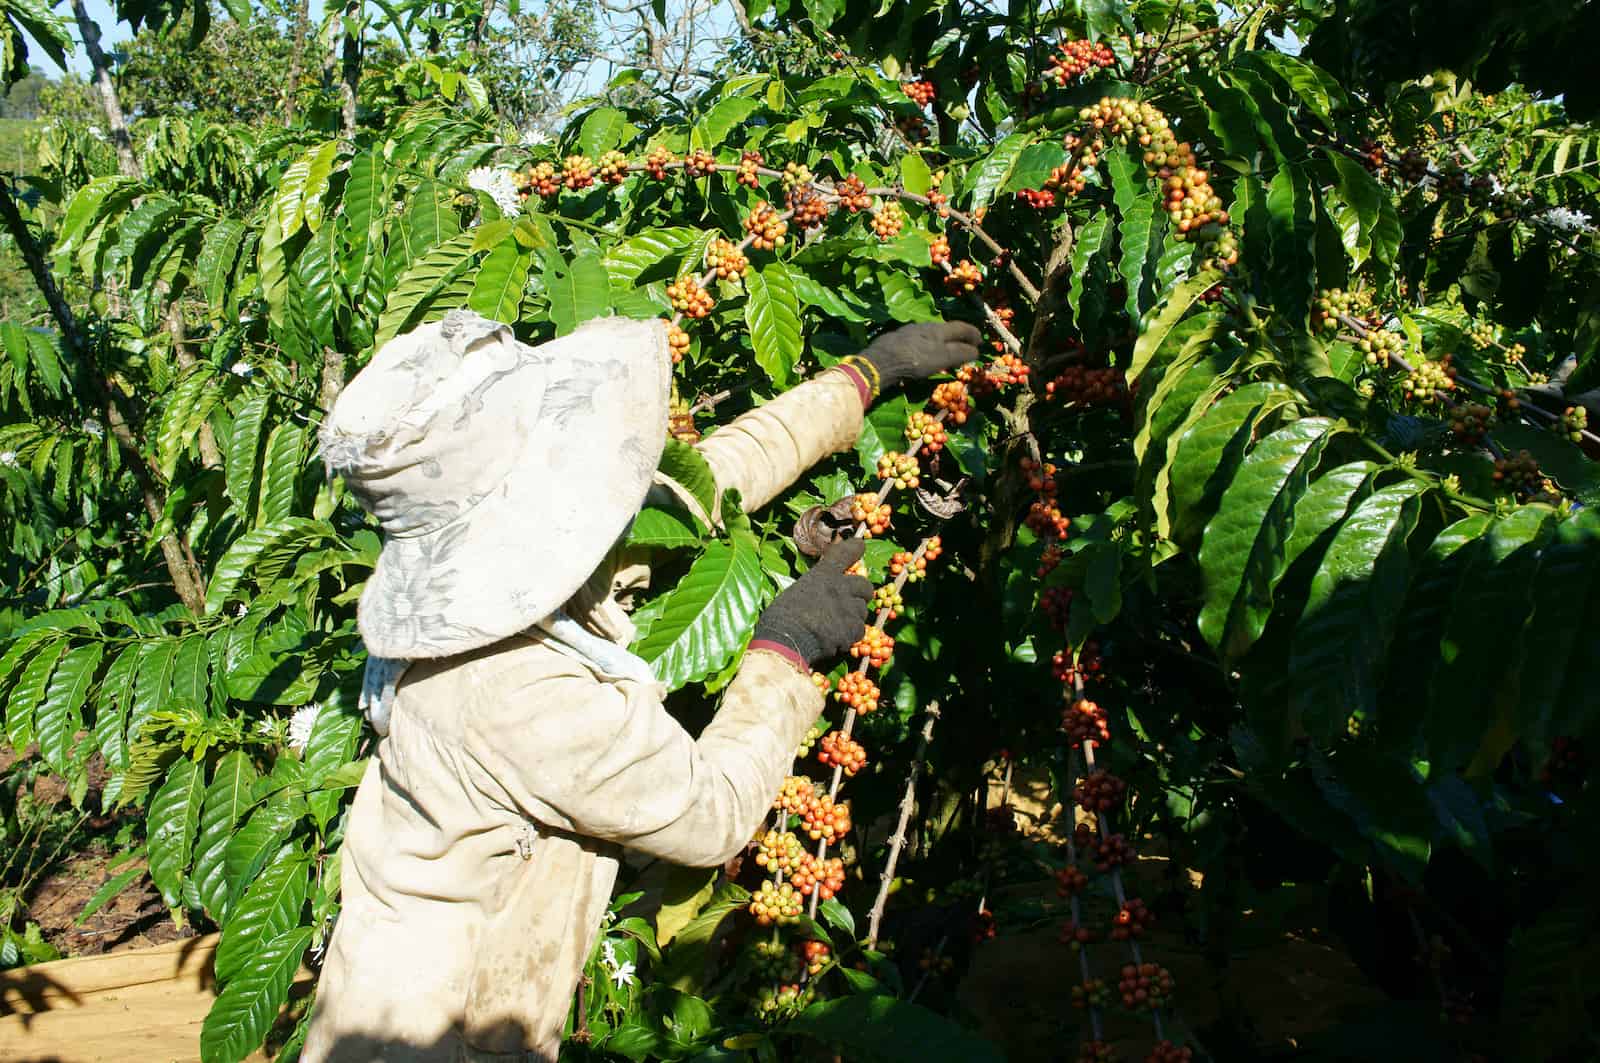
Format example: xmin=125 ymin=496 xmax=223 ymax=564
xmin=866 ymin=702 xmax=941 ymax=948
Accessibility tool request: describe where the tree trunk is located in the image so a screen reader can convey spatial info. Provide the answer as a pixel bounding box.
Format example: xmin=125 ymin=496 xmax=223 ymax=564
xmin=0 ymin=180 xmax=205 ymax=612
xmin=69 ymin=0 xmax=140 ymax=179
xmin=283 ymin=0 xmax=312 ymax=127
xmin=338 ymin=6 xmax=361 ymax=138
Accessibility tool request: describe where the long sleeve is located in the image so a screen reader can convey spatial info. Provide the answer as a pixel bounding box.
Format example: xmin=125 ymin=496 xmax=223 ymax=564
xmin=467 ymin=643 xmax=823 ymax=867
xmin=652 ymin=368 xmax=866 ymax=523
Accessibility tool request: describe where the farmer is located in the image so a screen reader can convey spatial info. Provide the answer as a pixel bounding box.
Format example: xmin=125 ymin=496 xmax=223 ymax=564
xmin=301 ymin=308 xmax=981 ymax=1061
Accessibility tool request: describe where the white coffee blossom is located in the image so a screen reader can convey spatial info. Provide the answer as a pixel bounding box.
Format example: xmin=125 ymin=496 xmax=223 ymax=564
xmin=82 ymin=418 xmax=104 ymax=439
xmin=288 ymin=703 xmax=321 ymax=752
xmin=608 ymin=960 xmax=636 ymax=988
xmin=230 ymin=361 xmax=253 ymax=378
xmin=466 ymin=166 xmax=522 ymax=218
xmin=522 ymin=127 xmax=551 ymax=147
xmin=0 ymin=451 xmax=15 ymax=468
xmin=600 ymin=939 xmax=618 ymax=968
xmin=255 ymin=718 xmax=276 ymax=738
xmin=1536 ymin=206 xmax=1593 ymax=234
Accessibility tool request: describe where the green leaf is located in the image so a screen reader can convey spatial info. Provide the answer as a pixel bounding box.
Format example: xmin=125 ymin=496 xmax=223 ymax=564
xmin=1280 ymin=461 xmax=1380 ymax=572
xmin=200 ymin=926 xmax=311 ymax=1063
xmin=1003 ymin=142 xmax=1067 ymax=192
xmin=604 ymin=228 xmax=703 ymax=286
xmin=658 ymin=881 xmax=750 ymax=991
xmin=195 ymin=751 xmax=261 ymax=924
xmin=1126 ymin=270 xmax=1222 ymax=384
xmin=654 ymin=866 xmax=718 ymax=947
xmin=94 ymin=645 xmax=140 ymax=771
xmin=1106 ymin=149 xmax=1156 ymax=322
xmin=577 ymin=106 xmax=630 ymax=157
xmin=303 ymin=691 xmax=363 ymax=831
xmin=693 ymin=96 xmax=760 ymax=150
xmin=467 ymin=239 xmax=530 ymax=323
xmin=1168 ymin=382 xmax=1298 ymax=547
xmin=255 ymin=423 xmax=304 ymax=526
xmin=877 ymin=269 xmax=938 ymax=322
xmin=545 ymin=250 xmax=612 ymax=336
xmin=633 ymin=502 xmax=766 ymax=691
xmin=745 ymin=261 xmax=803 ymax=388
xmin=657 ymin=440 xmax=718 ymax=521
xmin=853 ymin=394 xmax=915 ymax=476
xmin=628 ymin=506 xmax=705 ymax=549
xmin=128 ymin=639 xmax=179 ymax=748
xmin=1067 ymin=212 xmax=1112 ymax=326
xmin=147 ymin=757 xmax=205 ymax=912
xmin=1521 ymin=512 xmax=1600 ymax=742
xmin=205 ymin=518 xmax=326 ymax=616
xmin=1288 ymin=481 xmax=1428 ymax=742
xmin=1266 ymin=163 xmax=1317 ymax=323
xmin=374 ymin=232 xmax=479 ymax=348
xmin=222 ymin=802 xmax=304 ymax=917
xmin=962 ymin=133 xmax=1030 ymax=216
xmin=197 ymin=219 xmax=247 ymax=313
xmin=225 ymin=392 xmax=270 ymax=513
xmin=6 ymin=638 xmax=66 ymax=749
xmin=76 ymin=864 xmax=148 ymax=926
xmin=1197 ymin=418 xmax=1338 ymax=660
xmin=36 ymin=642 xmax=102 ymax=776
xmin=788 ymin=994 xmax=1004 ymax=1063
xmin=299 ymin=141 xmax=341 ymax=234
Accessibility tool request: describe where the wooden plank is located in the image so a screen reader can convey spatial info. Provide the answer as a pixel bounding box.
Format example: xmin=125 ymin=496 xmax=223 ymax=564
xmin=1 ymin=933 xmax=218 ymax=1012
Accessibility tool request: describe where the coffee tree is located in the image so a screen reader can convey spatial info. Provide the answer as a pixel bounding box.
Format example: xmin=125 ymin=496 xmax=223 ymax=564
xmin=2 ymin=0 xmax=1598 ymax=1060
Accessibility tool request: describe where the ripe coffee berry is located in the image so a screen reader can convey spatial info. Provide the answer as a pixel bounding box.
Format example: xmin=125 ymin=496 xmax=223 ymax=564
xmin=1059 ymin=918 xmax=1097 ymax=950
xmin=596 ymin=150 xmax=629 ymax=185
xmin=1074 ymin=770 xmax=1127 ymax=813
xmin=945 ymin=259 xmax=983 ymax=294
xmin=872 ymin=202 xmax=906 ymax=240
xmin=1119 ymin=962 xmax=1175 ymax=1009
xmin=1493 ymin=449 xmax=1543 ymax=499
xmin=932 ymin=379 xmax=972 ymax=423
xmin=705 ymin=238 xmax=749 ymax=279
xmin=1077 ymin=1040 xmax=1118 ymax=1063
xmin=877 ymin=450 xmax=921 ymax=489
xmin=801 ymin=939 xmax=831 ymax=975
xmin=1040 ymin=586 xmax=1072 ymax=630
xmin=1449 ymin=402 xmax=1493 ymax=445
xmin=791 ymin=852 xmax=846 ymax=898
xmin=1145 ymin=1042 xmax=1193 ymax=1063
xmin=836 ymin=174 xmax=872 ymax=212
xmin=818 ymin=730 xmax=867 ymax=776
xmin=1055 ymin=864 xmax=1089 ymax=896
xmin=666 ymin=323 xmax=691 ymax=363
xmin=1063 ymin=698 xmax=1111 ymax=750
xmin=850 ymin=493 xmax=892 ymax=536
xmin=526 ymin=160 xmax=560 ymax=197
xmin=851 ymin=626 xmax=895 ymax=668
xmin=1089 ymin=831 xmax=1134 ymax=872
xmin=1071 ymin=977 xmax=1109 ymax=1009
xmin=745 ymin=201 xmax=788 ymax=250
xmin=736 ymin=150 xmax=764 ymax=188
xmin=1046 ymin=365 xmax=1124 ymax=404
xmin=903 ymin=79 xmax=936 ymax=107
xmin=1047 ymin=39 xmax=1116 ymax=85
xmin=684 ymin=148 xmax=717 ymax=177
xmin=1027 ymin=500 xmax=1071 ymax=540
xmin=755 ymin=829 xmax=805 ymax=875
xmin=969 ymin=907 xmax=997 ymax=944
xmin=1037 ymin=543 xmax=1062 ymax=577
xmin=1017 ymin=187 xmax=1057 ymax=209
xmin=773 ymin=775 xmax=817 ymax=815
xmin=872 ymin=584 xmax=903 ymax=619
xmin=922 ymin=535 xmax=943 ymax=562
xmin=984 ymin=353 xmax=1029 ymax=388
xmin=1110 ymin=897 xmax=1154 ymax=940
xmin=929 ymin=233 xmax=952 ymax=264
xmin=562 ymin=154 xmax=595 ymax=191
xmin=802 ymin=794 xmax=851 ymax=843
xmin=835 ymin=671 xmax=881 ymax=713
xmin=905 ymin=410 xmax=948 ymax=452
xmin=1052 ymin=642 xmax=1102 ymax=686
xmin=643 ymin=146 xmax=675 ymax=180
xmin=889 ymin=550 xmax=926 ymax=582
xmin=787 ymin=182 xmax=832 ymax=228
xmin=749 ymin=879 xmax=804 ymax=926
xmin=666 ymin=277 xmax=714 ymax=318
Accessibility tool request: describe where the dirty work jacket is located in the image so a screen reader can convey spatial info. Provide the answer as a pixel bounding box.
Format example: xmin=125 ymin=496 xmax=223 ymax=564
xmin=301 ymin=368 xmax=867 ymax=1062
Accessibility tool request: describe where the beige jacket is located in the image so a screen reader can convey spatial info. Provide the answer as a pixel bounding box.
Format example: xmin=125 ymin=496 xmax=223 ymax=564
xmin=302 ymin=369 xmax=866 ymax=1062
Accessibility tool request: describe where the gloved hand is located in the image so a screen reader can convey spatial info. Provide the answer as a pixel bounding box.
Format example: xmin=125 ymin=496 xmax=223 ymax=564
xmin=751 ymin=537 xmax=873 ymax=670
xmin=847 ymin=320 xmax=984 ymax=397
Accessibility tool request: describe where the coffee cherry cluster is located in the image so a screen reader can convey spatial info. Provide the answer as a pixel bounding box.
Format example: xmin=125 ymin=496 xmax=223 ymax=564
xmin=1027 ymin=499 xmax=1071 ymax=540
xmin=851 ymin=626 xmax=895 ymax=667
xmin=982 ymin=353 xmax=1030 ymax=388
xmin=597 ymin=150 xmax=629 ymax=185
xmin=818 ymin=731 xmax=867 ymax=776
xmin=896 ymin=114 xmax=930 ymax=143
xmin=1145 ymin=1042 xmax=1194 ymax=1063
xmin=969 ymin=907 xmax=997 ymax=944
xmin=1077 ymin=1040 xmax=1118 ymax=1063
xmin=524 ymin=160 xmax=559 ymax=197
xmin=945 ymin=259 xmax=983 ymax=294
xmin=682 ymin=148 xmax=717 ymax=178
xmin=872 ymin=202 xmax=906 ymax=240
xmin=834 ymin=672 xmax=881 ymax=713
xmin=1466 ymin=321 xmax=1497 ymax=349
xmin=1038 ymin=543 xmax=1063 ymax=578
xmin=872 ymin=584 xmax=903 ymax=619
xmin=745 ymin=201 xmax=789 ymax=250
xmin=790 ymin=852 xmax=846 ymax=899
xmin=1110 ymin=897 xmax=1154 ymax=940
xmin=919 ymin=947 xmax=955 ymax=976
xmin=1051 ymin=642 xmax=1103 ymax=686
xmin=1357 ymin=136 xmax=1387 ymax=173
xmin=1084 ymin=828 xmax=1135 ymax=872
xmin=1047 ymin=39 xmax=1116 ymax=85
xmin=1402 ymin=356 xmax=1456 ymax=405
xmin=562 ymin=154 xmax=595 ymax=191
xmin=1397 ymin=148 xmax=1429 ymax=183
xmin=836 ymin=174 xmax=872 ymax=212
xmin=705 ymin=238 xmax=749 ymax=280
xmin=1310 ymin=287 xmax=1370 ymax=333
xmin=802 ymin=793 xmax=852 ymax=843
xmin=666 ymin=276 xmax=714 ymax=318
xmin=1539 ymin=736 xmax=1585 ymax=787
xmin=787 ymin=182 xmax=832 ymax=228
xmin=1079 ymin=97 xmax=1226 ymax=238
xmin=850 ymin=493 xmax=893 ymax=536
xmin=889 ymin=550 xmax=926 ymax=581
xmin=665 ymin=322 xmax=691 ymax=364
xmin=1559 ymin=404 xmax=1589 ymax=443
xmin=903 ymin=79 xmax=937 ymax=107
xmin=1503 ymin=341 xmax=1527 ymax=365
xmin=736 ymin=150 xmax=763 ymax=188
xmin=1046 ymin=365 xmax=1124 ymax=404
xmin=1358 ymin=328 xmax=1404 ymax=367
xmin=1040 ymin=586 xmax=1072 ymax=630
xmin=750 ymin=879 xmax=804 ymax=925
xmin=1074 ymin=770 xmax=1127 ymax=813
xmin=922 ymin=535 xmax=943 ymax=563
xmin=1063 ymin=698 xmax=1111 ymax=750
xmin=1017 ymin=187 xmax=1057 ymax=209
xmin=643 ymin=146 xmax=675 ymax=180
xmin=753 ymin=981 xmax=813 ymax=1019
xmin=1071 ymin=977 xmax=1110 ymax=1009
xmin=1056 ymin=864 xmax=1090 ymax=896
xmin=877 ymin=451 xmax=921 ymax=489
xmin=755 ymin=829 xmax=806 ymax=875
xmin=1449 ymin=402 xmax=1493 ymax=445
xmin=1492 ymin=449 xmax=1543 ymax=499
xmin=1118 ymin=963 xmax=1175 ymax=1009
xmin=1059 ymin=918 xmax=1098 ymax=950
xmin=801 ymin=939 xmax=831 ymax=975
xmin=774 ymin=775 xmax=817 ymax=815
xmin=931 ymin=379 xmax=972 ymax=423
xmin=929 ymin=233 xmax=951 ymax=264
xmin=905 ymin=410 xmax=948 ymax=452
xmin=749 ymin=937 xmax=803 ymax=982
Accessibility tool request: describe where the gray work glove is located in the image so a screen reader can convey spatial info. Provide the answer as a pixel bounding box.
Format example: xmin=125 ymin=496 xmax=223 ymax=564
xmin=751 ymin=538 xmax=873 ymax=669
xmin=850 ymin=320 xmax=984 ymax=396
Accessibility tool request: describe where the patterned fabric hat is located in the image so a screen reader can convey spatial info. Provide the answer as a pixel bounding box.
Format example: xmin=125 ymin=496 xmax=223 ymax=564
xmin=321 ymin=310 xmax=671 ymax=659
